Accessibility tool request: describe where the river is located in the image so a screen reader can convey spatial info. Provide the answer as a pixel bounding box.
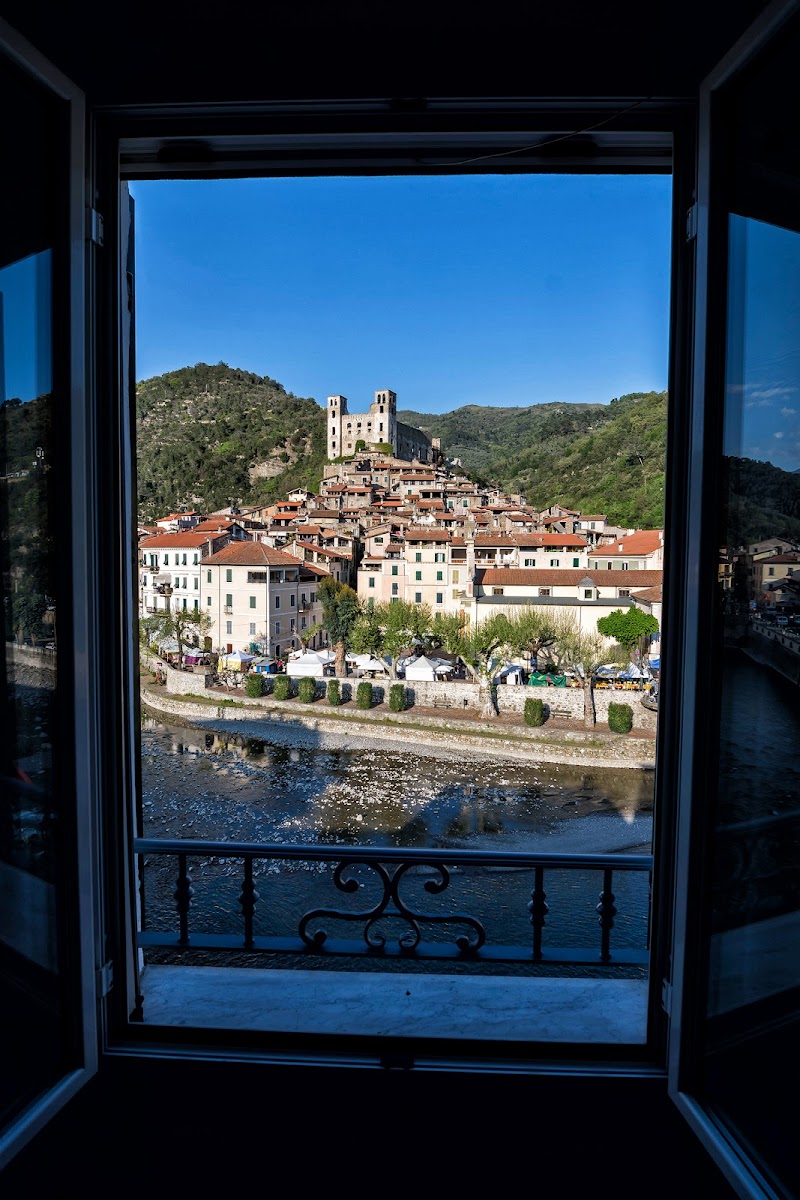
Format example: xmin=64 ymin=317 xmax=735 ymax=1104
xmin=140 ymin=713 xmax=654 ymax=960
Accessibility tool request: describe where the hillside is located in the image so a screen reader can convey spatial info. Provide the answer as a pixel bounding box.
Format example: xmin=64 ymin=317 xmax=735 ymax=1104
xmin=400 ymin=391 xmax=668 ymax=527
xmin=136 ymin=363 xmax=327 ymax=520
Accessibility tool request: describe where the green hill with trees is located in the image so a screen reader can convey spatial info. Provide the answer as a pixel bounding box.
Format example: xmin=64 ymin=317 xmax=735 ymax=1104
xmin=136 ymin=363 xmax=327 ymax=520
xmin=399 ymin=390 xmax=668 ymax=527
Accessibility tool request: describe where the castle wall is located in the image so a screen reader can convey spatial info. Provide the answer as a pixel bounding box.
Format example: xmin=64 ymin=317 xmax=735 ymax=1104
xmin=327 ymin=388 xmax=433 ymax=462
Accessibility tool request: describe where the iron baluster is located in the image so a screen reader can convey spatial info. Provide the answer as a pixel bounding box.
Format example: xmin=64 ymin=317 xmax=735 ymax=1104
xmin=528 ymin=865 xmax=548 ymax=962
xmin=597 ymin=867 xmax=616 ymax=962
xmin=174 ymin=853 xmax=193 ymax=946
xmin=239 ymin=857 xmax=259 ymax=948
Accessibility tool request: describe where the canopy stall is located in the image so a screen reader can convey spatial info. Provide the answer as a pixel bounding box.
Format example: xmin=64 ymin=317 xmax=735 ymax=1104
xmin=288 ymin=652 xmax=328 ymax=677
xmin=403 ymin=655 xmax=440 ymax=682
xmin=219 ymin=650 xmax=255 ymax=672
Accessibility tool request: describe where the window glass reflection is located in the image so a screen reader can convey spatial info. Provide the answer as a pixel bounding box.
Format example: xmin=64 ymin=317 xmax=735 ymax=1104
xmin=706 ymin=213 xmax=800 ymax=1194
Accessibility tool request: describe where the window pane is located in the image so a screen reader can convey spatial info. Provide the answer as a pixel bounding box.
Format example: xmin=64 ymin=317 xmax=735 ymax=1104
xmin=701 ymin=213 xmax=800 ymax=1193
xmin=0 ymin=55 xmax=77 ymax=1132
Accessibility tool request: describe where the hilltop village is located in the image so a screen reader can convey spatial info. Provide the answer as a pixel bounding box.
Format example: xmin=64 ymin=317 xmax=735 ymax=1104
xmin=138 ymin=388 xmax=665 ymax=664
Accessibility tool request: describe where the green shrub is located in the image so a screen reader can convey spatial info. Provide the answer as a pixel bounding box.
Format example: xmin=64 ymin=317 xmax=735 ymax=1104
xmin=389 ymin=683 xmax=405 ymax=712
xmin=356 ymin=681 xmax=373 ymax=709
xmin=273 ymin=675 xmax=291 ymax=701
xmin=244 ymin=673 xmax=264 ymax=698
xmin=608 ymin=702 xmax=634 ymax=734
xmin=327 ymin=679 xmax=341 ymax=706
xmin=524 ymin=697 xmax=545 ymax=726
xmin=297 ymin=676 xmax=316 ymax=703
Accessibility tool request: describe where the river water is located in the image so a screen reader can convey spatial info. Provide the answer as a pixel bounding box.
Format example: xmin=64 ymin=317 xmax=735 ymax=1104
xmin=140 ymin=713 xmax=654 ymax=962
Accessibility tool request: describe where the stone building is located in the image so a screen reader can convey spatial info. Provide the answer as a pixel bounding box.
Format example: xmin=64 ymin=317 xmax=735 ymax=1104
xmin=326 ymin=387 xmax=435 ymax=462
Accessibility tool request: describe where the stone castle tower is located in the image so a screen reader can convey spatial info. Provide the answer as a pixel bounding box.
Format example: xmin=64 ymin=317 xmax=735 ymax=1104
xmin=327 ymin=388 xmax=397 ymax=459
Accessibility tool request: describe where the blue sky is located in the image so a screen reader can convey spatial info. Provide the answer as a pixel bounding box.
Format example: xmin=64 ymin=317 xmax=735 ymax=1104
xmin=129 ymin=174 xmax=672 ymax=414
xmin=723 ymin=215 xmax=800 ymax=473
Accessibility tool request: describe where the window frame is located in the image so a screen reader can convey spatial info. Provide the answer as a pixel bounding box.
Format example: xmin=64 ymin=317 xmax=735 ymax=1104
xmin=95 ymin=99 xmax=691 ymax=1076
xmin=0 ymin=16 xmax=99 ymax=1168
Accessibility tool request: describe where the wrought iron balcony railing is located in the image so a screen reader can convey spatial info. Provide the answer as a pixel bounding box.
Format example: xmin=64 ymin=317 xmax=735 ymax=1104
xmin=135 ymin=839 xmax=652 ymax=967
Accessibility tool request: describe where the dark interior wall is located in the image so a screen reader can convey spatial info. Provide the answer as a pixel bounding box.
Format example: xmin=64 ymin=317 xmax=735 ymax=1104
xmin=3 ymin=1 xmax=770 ymax=105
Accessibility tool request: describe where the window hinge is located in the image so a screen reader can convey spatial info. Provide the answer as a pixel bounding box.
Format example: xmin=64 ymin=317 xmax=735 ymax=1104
xmin=661 ymin=977 xmax=673 ymax=1016
xmin=685 ymin=204 xmax=697 ymax=243
xmin=96 ymin=960 xmax=114 ymax=998
xmin=86 ymin=207 xmax=105 ymax=247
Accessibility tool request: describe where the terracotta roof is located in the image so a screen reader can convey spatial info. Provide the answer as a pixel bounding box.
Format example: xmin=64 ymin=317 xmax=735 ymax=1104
xmin=203 ymin=543 xmax=299 ymax=567
xmin=403 ymin=528 xmax=451 ymax=542
xmin=474 ymin=535 xmax=516 ymax=547
xmin=631 ymin=585 xmax=663 ymax=602
xmin=139 ymin=531 xmax=218 ymax=548
xmin=577 ymin=515 xmax=607 ymax=522
xmin=293 ymin=541 xmax=352 ymax=559
xmin=760 ymin=554 xmax=800 ymax=564
xmin=477 ymin=568 xmax=663 ymax=587
xmin=514 ymin=533 xmax=589 ymax=548
xmin=299 ymin=562 xmax=333 ymax=577
xmin=310 ymin=509 xmax=340 ymax=519
xmin=588 ymin=531 xmax=663 ymax=557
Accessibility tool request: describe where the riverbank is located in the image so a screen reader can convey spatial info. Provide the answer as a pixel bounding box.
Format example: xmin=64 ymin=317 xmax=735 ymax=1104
xmin=140 ymin=680 xmax=657 ymax=770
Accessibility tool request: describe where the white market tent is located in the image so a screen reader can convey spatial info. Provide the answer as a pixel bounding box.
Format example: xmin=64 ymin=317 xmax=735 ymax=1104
xmin=618 ymin=662 xmax=650 ymax=680
xmin=347 ymin=653 xmax=389 ymax=674
xmin=496 ymin=663 xmax=525 ymax=684
xmin=289 ymin=651 xmax=328 ymax=677
xmin=403 ymin=655 xmax=440 ymax=682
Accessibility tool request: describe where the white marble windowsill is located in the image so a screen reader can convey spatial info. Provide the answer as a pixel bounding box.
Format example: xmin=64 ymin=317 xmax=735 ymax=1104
xmin=141 ymin=965 xmax=648 ymax=1043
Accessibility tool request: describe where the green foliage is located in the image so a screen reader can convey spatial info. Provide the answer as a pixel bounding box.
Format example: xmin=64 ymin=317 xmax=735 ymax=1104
xmin=135 ymin=363 xmax=327 ymax=520
xmin=608 ymin=702 xmax=634 ymax=734
xmin=244 ymin=673 xmax=264 ymax=698
xmin=140 ymin=606 xmax=213 ymax=664
xmin=374 ymin=442 xmax=394 ymax=454
xmin=356 ymin=681 xmax=373 ymax=709
xmin=273 ymin=675 xmax=291 ymax=700
xmin=597 ymin=607 xmax=659 ymax=652
xmin=399 ymin=390 xmax=668 ymax=528
xmin=350 ymin=601 xmax=385 ymax=657
xmin=297 ymin=676 xmax=316 ymax=703
xmin=389 ymin=683 xmax=405 ymax=712
xmin=524 ymin=697 xmax=545 ymax=726
xmin=721 ymin=456 xmax=800 ymax=545
xmin=318 ymin=577 xmax=361 ymax=647
xmin=327 ymin=679 xmax=341 ymax=706
xmin=355 ymin=439 xmax=367 ymax=452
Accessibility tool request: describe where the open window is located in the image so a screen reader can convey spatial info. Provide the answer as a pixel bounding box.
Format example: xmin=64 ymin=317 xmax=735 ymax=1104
xmin=2 ymin=4 xmax=799 ymax=1194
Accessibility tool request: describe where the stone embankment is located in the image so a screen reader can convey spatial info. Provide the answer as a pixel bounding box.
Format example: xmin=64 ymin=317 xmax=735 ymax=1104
xmin=142 ymin=671 xmax=657 ymax=771
xmin=159 ymin=659 xmax=658 ymax=730
xmin=743 ymin=622 xmax=800 ymax=688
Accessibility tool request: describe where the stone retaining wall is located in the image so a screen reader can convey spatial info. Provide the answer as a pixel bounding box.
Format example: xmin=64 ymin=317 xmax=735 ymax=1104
xmin=142 ymin=688 xmax=656 ymax=769
xmin=162 ymin=663 xmax=657 ymax=732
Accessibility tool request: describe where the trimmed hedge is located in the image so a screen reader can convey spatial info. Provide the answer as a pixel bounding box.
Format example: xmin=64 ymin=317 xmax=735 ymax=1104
xmin=244 ymin=673 xmax=264 ymax=698
xmin=273 ymin=675 xmax=291 ymax=701
xmin=524 ymin=697 xmax=545 ymax=727
xmin=389 ymin=683 xmax=405 ymax=712
xmin=327 ymin=679 xmax=341 ymax=706
xmin=297 ymin=677 xmax=316 ymax=703
xmin=356 ymin=681 xmax=373 ymax=710
xmin=608 ymin=701 xmax=634 ymax=733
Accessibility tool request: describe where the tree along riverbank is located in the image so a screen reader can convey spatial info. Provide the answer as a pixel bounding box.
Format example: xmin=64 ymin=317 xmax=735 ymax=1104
xmin=140 ymin=682 xmax=656 ymax=771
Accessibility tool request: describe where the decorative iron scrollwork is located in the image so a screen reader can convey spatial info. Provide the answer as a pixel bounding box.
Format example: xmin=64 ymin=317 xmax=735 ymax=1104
xmin=298 ymin=858 xmax=486 ymax=955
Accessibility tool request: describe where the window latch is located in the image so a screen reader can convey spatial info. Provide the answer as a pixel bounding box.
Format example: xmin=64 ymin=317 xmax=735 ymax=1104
xmin=661 ymin=977 xmax=673 ymax=1016
xmin=685 ymin=204 xmax=697 ymax=243
xmin=86 ymin=207 xmax=105 ymax=247
xmin=96 ymin=960 xmax=114 ymax=998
